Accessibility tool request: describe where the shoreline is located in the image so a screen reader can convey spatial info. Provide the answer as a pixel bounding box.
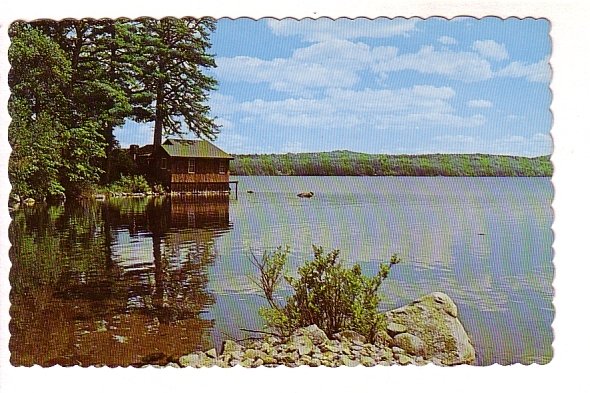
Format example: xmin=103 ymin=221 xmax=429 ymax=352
xmin=162 ymin=292 xmax=475 ymax=368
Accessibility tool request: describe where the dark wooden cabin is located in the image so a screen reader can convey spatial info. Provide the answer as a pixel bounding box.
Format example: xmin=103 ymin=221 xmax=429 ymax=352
xmin=131 ymin=139 xmax=234 ymax=193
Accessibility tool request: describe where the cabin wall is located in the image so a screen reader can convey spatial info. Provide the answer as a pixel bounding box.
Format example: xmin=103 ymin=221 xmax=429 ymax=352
xmin=145 ymin=146 xmax=232 ymax=193
xmin=170 ymin=158 xmax=230 ymax=183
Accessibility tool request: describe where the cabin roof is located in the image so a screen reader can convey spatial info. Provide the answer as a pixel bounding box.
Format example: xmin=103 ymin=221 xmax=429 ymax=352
xmin=160 ymin=139 xmax=233 ymax=159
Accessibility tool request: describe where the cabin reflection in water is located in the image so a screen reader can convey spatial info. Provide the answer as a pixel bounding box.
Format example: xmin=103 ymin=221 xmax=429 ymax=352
xmin=9 ymin=196 xmax=232 ymax=366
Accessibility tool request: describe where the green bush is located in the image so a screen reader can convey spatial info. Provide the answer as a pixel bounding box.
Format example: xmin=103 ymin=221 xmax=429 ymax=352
xmin=253 ymin=245 xmax=400 ymax=342
xmin=107 ymin=175 xmax=151 ymax=194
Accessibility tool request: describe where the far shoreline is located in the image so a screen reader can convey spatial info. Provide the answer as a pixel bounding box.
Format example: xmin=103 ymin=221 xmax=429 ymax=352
xmin=228 ymin=151 xmax=553 ymax=177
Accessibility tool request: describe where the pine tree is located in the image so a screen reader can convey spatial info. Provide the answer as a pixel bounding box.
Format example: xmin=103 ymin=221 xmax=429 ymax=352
xmin=132 ymin=17 xmax=220 ymax=146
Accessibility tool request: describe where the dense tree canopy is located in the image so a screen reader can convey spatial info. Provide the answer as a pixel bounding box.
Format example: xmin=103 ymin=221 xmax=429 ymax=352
xmin=8 ymin=18 xmax=219 ymax=199
xmin=133 ymin=17 xmax=219 ymax=146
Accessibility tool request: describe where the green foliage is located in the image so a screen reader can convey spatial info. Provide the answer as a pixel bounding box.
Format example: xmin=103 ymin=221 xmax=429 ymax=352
xmin=8 ymin=26 xmax=71 ymax=199
xmin=107 ymin=175 xmax=151 ymax=194
xmin=132 ymin=17 xmax=219 ymax=145
xmin=229 ymin=151 xmax=553 ymax=177
xmin=255 ymin=246 xmax=401 ymax=342
xmin=8 ymin=18 xmax=220 ymax=198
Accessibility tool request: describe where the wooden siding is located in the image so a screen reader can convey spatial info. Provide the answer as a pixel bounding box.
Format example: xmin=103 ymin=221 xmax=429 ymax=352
xmin=171 ymin=172 xmax=229 ymax=184
xmin=171 ymin=158 xmax=229 ymax=175
xmin=148 ymin=146 xmax=232 ymax=193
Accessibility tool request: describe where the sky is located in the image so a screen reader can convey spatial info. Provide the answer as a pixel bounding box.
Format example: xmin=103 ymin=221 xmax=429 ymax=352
xmin=115 ymin=17 xmax=552 ymax=157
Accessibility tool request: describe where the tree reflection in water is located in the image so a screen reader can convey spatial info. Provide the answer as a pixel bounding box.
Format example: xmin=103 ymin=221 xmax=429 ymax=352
xmin=9 ymin=196 xmax=231 ymax=366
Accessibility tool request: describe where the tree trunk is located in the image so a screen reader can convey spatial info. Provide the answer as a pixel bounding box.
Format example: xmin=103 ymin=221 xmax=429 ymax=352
xmin=153 ymin=83 xmax=164 ymax=147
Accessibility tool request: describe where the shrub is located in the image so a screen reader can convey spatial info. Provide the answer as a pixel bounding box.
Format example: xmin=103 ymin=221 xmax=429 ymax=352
xmin=252 ymin=245 xmax=400 ymax=342
xmin=108 ymin=175 xmax=151 ymax=194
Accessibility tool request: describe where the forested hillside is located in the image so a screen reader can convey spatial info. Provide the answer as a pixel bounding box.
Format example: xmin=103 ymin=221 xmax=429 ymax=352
xmin=229 ymin=151 xmax=552 ymax=177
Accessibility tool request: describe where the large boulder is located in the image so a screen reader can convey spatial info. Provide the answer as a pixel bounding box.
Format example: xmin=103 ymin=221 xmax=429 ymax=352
xmin=384 ymin=292 xmax=476 ymax=365
xmin=391 ymin=333 xmax=426 ymax=357
xmin=293 ymin=324 xmax=329 ymax=345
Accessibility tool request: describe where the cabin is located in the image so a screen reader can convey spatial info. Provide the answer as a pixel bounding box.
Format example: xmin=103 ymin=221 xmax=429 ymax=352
xmin=130 ymin=139 xmax=235 ymax=194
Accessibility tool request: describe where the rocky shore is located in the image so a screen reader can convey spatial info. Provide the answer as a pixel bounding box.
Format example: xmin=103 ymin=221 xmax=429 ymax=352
xmin=172 ymin=292 xmax=475 ymax=368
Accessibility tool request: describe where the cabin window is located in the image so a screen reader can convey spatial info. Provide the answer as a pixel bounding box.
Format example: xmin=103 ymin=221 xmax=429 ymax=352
xmin=161 ymin=158 xmax=167 ymax=169
xmin=219 ymin=161 xmax=227 ymax=174
xmin=188 ymin=159 xmax=196 ymax=173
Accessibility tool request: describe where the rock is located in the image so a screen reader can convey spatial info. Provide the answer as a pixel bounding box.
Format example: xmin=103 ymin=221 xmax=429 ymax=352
xmin=390 ymin=346 xmax=405 ymax=355
xmin=322 ymin=343 xmax=341 ymax=353
xmin=292 ymin=335 xmax=314 ymax=356
xmin=309 ymin=358 xmax=321 ymax=367
xmin=297 ymin=191 xmax=314 ymax=198
xmin=94 ymin=194 xmax=106 ymax=201
xmin=243 ymin=348 xmax=265 ymax=360
xmin=229 ymin=359 xmax=240 ymax=367
xmin=341 ymin=355 xmax=360 ymax=367
xmin=293 ymin=324 xmax=329 ymax=345
xmin=375 ymin=330 xmax=395 ymax=347
xmin=397 ymin=354 xmax=413 ymax=365
xmin=276 ymin=352 xmax=298 ymax=363
xmin=179 ymin=352 xmax=214 ymax=367
xmin=341 ymin=345 xmax=352 ymax=355
xmin=361 ymin=356 xmax=376 ymax=367
xmin=385 ymin=292 xmax=475 ymax=365
xmin=321 ymin=351 xmax=337 ymax=363
xmin=334 ymin=330 xmax=366 ymax=344
xmin=386 ymin=322 xmax=407 ymax=336
xmin=377 ymin=348 xmax=394 ymax=361
xmin=240 ymin=358 xmax=254 ymax=368
xmin=261 ymin=355 xmax=277 ymax=365
xmin=432 ymin=292 xmax=458 ymax=318
xmin=173 ymin=292 xmax=473 ymax=368
xmin=221 ymin=340 xmax=243 ymax=357
xmin=392 ymin=333 xmax=426 ymax=357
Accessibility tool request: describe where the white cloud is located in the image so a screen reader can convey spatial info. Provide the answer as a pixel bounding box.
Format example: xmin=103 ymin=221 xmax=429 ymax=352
xmin=211 ymin=85 xmax=484 ymax=139
xmin=215 ymin=37 xmax=548 ymax=100
xmin=496 ymin=57 xmax=552 ymax=83
xmin=472 ymin=40 xmax=509 ymax=61
xmin=468 ymin=99 xmax=493 ymax=108
xmin=373 ymin=45 xmax=494 ymax=82
xmin=215 ymin=39 xmax=401 ymax=94
xmin=291 ymin=39 xmax=397 ymax=70
xmin=215 ymin=55 xmax=359 ymax=93
xmin=266 ymin=18 xmax=418 ymax=42
xmin=438 ymin=36 xmax=458 ymax=45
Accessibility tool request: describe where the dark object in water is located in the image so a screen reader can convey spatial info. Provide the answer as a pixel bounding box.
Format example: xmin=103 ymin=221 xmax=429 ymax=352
xmin=477 ymin=233 xmax=486 ymax=236
xmin=247 ymin=190 xmax=254 ymax=194
xmin=297 ymin=192 xmax=314 ymax=198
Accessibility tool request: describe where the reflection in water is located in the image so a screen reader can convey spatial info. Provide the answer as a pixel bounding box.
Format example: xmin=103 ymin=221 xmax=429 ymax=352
xmin=10 ymin=177 xmax=553 ymax=366
xmin=9 ymin=196 xmax=231 ymax=366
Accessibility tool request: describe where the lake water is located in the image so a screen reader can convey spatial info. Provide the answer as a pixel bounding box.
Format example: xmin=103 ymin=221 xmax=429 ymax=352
xmin=9 ymin=176 xmax=553 ymax=366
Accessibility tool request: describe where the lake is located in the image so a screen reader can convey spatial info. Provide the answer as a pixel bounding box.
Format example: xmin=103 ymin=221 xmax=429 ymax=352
xmin=9 ymin=176 xmax=553 ymax=366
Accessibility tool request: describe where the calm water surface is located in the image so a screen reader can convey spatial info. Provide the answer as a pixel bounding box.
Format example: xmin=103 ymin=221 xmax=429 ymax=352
xmin=9 ymin=177 xmax=553 ymax=366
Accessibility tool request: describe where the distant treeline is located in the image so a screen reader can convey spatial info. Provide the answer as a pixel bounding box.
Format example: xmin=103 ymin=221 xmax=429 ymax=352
xmin=229 ymin=151 xmax=553 ymax=177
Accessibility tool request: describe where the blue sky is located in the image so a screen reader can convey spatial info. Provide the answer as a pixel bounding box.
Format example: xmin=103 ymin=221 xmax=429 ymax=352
xmin=115 ymin=17 xmax=552 ymax=157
